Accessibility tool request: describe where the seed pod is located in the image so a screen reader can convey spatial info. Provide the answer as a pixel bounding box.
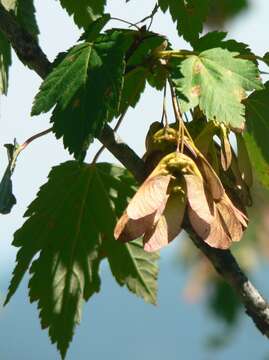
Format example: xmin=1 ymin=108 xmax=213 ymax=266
xmin=143 ymin=189 xmax=186 ymax=252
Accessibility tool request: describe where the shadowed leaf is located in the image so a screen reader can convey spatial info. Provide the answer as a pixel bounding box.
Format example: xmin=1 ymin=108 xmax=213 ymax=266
xmin=158 ymin=0 xmax=209 ymax=45
xmin=79 ymin=13 xmax=110 ymax=41
xmin=32 ymin=30 xmax=131 ymax=160
xmin=59 ymin=0 xmax=106 ymax=29
xmin=244 ymin=81 xmax=269 ymax=188
xmin=0 ymin=141 xmax=20 ymax=214
xmin=5 ymin=162 xmax=159 ymax=358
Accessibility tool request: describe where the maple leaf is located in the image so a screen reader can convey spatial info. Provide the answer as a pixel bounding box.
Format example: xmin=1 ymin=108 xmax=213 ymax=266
xmin=5 ymin=162 xmax=159 ymax=358
xmin=173 ymin=48 xmax=263 ymax=129
xmin=244 ymin=81 xmax=269 ymax=188
xmin=59 ymin=0 xmax=106 ymax=29
xmin=158 ymin=0 xmax=209 ymax=45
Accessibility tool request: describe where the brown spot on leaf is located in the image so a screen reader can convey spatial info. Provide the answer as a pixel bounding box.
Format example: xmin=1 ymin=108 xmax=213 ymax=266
xmin=194 ymin=62 xmax=203 ymax=74
xmin=67 ymin=55 xmax=75 ymax=62
xmin=72 ymin=98 xmax=80 ymax=108
xmin=234 ymin=88 xmax=246 ymax=101
xmin=191 ymin=85 xmax=201 ymax=97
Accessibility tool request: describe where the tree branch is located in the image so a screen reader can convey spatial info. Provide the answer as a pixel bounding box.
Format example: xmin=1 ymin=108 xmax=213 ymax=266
xmin=1 ymin=1 xmax=269 ymax=339
xmin=187 ymin=224 xmax=269 ymax=337
xmin=98 ymin=125 xmax=146 ymax=183
xmin=0 ymin=3 xmax=51 ymax=78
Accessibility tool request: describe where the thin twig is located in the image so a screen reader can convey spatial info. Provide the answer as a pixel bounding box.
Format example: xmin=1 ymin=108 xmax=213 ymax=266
xmin=168 ymin=77 xmax=185 ymax=152
xmin=110 ymin=17 xmax=140 ymax=30
xmin=8 ymin=127 xmax=52 ymax=172
xmin=20 ymin=127 xmax=52 ymax=151
xmin=168 ymin=77 xmax=183 ymax=123
xmin=133 ymin=4 xmax=159 ymax=30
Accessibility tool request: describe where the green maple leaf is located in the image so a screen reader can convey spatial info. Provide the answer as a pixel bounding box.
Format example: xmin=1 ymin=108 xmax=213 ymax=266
xmin=79 ymin=13 xmax=110 ymax=42
xmin=244 ymin=82 xmax=269 ymax=188
xmin=118 ymin=67 xmax=148 ymax=114
xmin=158 ymin=0 xmax=209 ymax=45
xmin=193 ymin=31 xmax=256 ymax=60
xmin=32 ymin=28 xmax=166 ymax=159
xmin=5 ymin=162 xmax=159 ymax=359
xmin=31 ymin=43 xmax=93 ymax=115
xmin=119 ymin=31 xmax=167 ymax=114
xmin=173 ymin=48 xmax=263 ymax=128
xmin=59 ymin=0 xmax=106 ymax=29
xmin=32 ymin=30 xmax=130 ymax=160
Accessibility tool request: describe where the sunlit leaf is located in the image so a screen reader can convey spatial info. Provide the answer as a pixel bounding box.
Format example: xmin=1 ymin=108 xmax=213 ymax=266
xmin=193 ymin=31 xmax=255 ymax=60
xmin=173 ymin=48 xmax=262 ymax=128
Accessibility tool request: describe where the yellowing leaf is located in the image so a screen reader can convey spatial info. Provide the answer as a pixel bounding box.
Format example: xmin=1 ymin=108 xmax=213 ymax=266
xmin=173 ymin=48 xmax=262 ymax=128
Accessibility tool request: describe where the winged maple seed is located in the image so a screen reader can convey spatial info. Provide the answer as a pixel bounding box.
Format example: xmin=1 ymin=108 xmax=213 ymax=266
xmin=115 ymin=149 xmax=248 ymax=252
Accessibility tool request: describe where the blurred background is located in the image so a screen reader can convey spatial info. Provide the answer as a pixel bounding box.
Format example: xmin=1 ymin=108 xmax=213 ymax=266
xmin=1 ymin=0 xmax=269 ymax=359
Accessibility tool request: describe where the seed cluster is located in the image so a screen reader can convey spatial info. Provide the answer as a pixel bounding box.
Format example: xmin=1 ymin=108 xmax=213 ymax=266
xmin=115 ymin=120 xmax=251 ymax=252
